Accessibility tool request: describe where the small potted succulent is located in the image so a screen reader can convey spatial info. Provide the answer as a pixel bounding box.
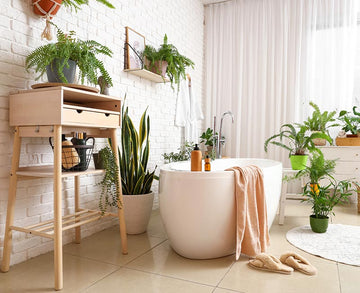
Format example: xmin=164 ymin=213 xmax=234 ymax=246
xmin=264 ymin=123 xmax=331 ymax=170
xmin=142 ymin=34 xmax=194 ymax=90
xmin=26 ymin=24 xmax=113 ymax=86
xmin=303 ymin=102 xmax=339 ymax=146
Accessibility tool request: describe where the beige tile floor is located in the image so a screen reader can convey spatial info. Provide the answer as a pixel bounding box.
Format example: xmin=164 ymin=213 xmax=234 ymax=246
xmin=1 ymin=201 xmax=359 ymax=293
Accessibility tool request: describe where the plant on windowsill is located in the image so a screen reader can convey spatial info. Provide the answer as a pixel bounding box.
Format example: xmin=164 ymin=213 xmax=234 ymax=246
xmin=25 ymin=24 xmax=113 ymax=87
xmin=142 ymin=34 xmax=195 ymax=91
xmin=264 ymin=123 xmax=331 ymax=170
xmin=303 ymin=102 xmax=339 ymax=146
xmin=336 ymin=106 xmax=360 ymax=146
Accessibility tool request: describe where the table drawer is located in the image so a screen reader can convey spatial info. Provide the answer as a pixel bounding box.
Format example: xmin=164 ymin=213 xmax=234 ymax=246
xmin=63 ymin=108 xmax=120 ymax=127
xmin=334 ymin=162 xmax=360 ymax=176
xmin=320 ymin=147 xmax=360 ymax=161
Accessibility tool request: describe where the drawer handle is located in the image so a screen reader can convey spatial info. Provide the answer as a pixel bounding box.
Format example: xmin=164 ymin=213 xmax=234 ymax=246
xmin=105 ymin=113 xmax=110 ymax=117
xmin=76 ymin=110 xmax=83 ymax=114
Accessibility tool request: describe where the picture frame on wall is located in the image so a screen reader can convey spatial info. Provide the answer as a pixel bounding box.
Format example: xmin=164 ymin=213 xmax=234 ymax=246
xmin=125 ymin=27 xmax=145 ymax=70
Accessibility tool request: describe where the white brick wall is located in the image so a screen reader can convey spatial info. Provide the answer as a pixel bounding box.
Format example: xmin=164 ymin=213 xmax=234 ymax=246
xmin=0 ymin=0 xmax=204 ymax=266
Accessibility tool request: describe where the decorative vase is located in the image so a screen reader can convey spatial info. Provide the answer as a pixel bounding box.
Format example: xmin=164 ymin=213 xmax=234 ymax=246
xmin=309 ymin=215 xmax=329 ymax=233
xmin=46 ymin=59 xmax=76 ymax=83
xmin=290 ymin=155 xmax=308 ymax=170
xmin=32 ymin=0 xmax=62 ymax=18
xmin=123 ymin=192 xmax=154 ymax=234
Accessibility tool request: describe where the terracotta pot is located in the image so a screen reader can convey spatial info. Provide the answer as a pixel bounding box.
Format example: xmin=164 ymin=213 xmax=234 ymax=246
xmin=144 ymin=58 xmax=168 ymax=77
xmin=32 ymin=0 xmax=62 ymax=18
xmin=123 ymin=192 xmax=154 ymax=234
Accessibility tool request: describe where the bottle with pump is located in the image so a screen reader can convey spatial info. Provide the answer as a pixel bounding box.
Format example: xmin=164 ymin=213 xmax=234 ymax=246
xmin=204 ymin=155 xmax=211 ymax=171
xmin=191 ymin=144 xmax=202 ymax=171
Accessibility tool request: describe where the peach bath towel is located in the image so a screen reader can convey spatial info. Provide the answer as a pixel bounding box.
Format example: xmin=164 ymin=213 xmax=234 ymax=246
xmin=226 ymin=165 xmax=270 ymax=260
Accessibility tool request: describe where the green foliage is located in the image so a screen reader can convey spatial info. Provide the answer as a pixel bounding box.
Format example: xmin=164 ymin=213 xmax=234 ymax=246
xmin=142 ymin=34 xmax=195 ymax=91
xmin=119 ymin=105 xmax=156 ymax=195
xmin=98 ymin=146 xmax=120 ymax=213
xmin=25 ymin=24 xmax=113 ymax=86
xmin=302 ymin=179 xmax=353 ymax=218
xmin=162 ymin=142 xmax=195 ymax=163
xmin=304 ymin=102 xmax=338 ymax=135
xmin=63 ymin=0 xmax=115 ymax=11
xmin=200 ymin=128 xmax=215 ymax=147
xmin=338 ymin=106 xmax=360 ymax=135
xmin=295 ymin=152 xmax=336 ymax=184
xmin=264 ymin=123 xmax=332 ymax=156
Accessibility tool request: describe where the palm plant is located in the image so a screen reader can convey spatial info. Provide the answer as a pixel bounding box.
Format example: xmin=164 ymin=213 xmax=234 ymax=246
xmin=26 ymin=24 xmax=113 ymax=86
xmin=264 ymin=123 xmax=331 ymax=156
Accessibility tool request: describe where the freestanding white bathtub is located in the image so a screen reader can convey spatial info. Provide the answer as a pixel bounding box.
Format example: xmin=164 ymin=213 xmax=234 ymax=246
xmin=159 ymin=158 xmax=282 ymax=259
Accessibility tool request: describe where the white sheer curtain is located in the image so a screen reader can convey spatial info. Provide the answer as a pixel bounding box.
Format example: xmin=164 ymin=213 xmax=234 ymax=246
xmin=204 ymin=0 xmax=358 ymax=166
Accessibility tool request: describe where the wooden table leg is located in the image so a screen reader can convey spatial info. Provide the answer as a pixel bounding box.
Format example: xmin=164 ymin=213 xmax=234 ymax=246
xmin=1 ymin=127 xmax=21 ymax=272
xmin=53 ymin=125 xmax=63 ymax=290
xmin=74 ymin=176 xmax=81 ymax=244
xmin=110 ymin=129 xmax=128 ymax=255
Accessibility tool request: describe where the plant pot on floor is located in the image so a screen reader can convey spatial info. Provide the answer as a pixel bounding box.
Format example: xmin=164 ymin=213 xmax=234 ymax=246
xmin=46 ymin=59 xmax=76 ymax=83
xmin=290 ymin=155 xmax=308 ymax=170
xmin=309 ymin=215 xmax=329 ymax=233
xmin=123 ymin=192 xmax=154 ymax=234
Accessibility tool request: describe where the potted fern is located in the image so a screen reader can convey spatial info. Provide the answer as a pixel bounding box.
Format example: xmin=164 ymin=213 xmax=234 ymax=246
xmin=98 ymin=104 xmax=156 ymax=234
xmin=142 ymin=34 xmax=194 ymax=90
xmin=264 ymin=123 xmax=331 ymax=170
xmin=304 ymin=102 xmax=339 ymax=146
xmin=26 ymin=24 xmax=113 ymax=86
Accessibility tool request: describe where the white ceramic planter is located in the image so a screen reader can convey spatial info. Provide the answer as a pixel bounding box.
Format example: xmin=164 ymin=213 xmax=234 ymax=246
xmin=123 ymin=192 xmax=154 ymax=234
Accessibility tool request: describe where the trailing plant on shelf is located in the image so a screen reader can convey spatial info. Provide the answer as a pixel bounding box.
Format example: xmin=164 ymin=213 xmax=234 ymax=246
xmin=97 ymin=146 xmax=120 ymax=213
xmin=338 ymin=106 xmax=360 ymax=135
xmin=25 ymin=24 xmax=113 ymax=86
xmin=142 ymin=34 xmax=195 ymax=90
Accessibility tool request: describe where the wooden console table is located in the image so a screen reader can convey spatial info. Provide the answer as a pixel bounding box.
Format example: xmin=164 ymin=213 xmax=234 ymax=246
xmin=1 ymin=87 xmax=128 ymax=291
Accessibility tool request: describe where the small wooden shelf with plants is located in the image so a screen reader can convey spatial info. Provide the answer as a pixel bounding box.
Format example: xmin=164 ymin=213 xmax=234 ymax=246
xmin=124 ymin=68 xmax=169 ymax=83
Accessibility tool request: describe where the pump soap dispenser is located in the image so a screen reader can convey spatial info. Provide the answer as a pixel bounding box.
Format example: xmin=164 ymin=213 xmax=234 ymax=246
xmin=191 ymin=144 xmax=202 ymax=171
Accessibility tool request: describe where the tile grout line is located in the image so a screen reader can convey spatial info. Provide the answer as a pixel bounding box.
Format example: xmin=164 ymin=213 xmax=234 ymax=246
xmin=213 ymin=259 xmax=239 ymax=292
xmin=122 ymin=266 xmax=216 ymax=290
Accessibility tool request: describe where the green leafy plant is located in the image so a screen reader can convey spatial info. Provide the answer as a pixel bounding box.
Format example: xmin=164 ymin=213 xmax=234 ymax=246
xmin=63 ymin=0 xmax=115 ymax=11
xmin=142 ymin=34 xmax=195 ymax=90
xmin=119 ymin=105 xmax=156 ymax=195
xmin=25 ymin=24 xmax=113 ymax=86
xmin=304 ymin=102 xmax=339 ymax=135
xmin=98 ymin=146 xmax=120 ymax=213
xmin=302 ymin=179 xmax=353 ymax=218
xmin=200 ymin=128 xmax=215 ymax=147
xmin=264 ymin=123 xmax=332 ymax=156
xmin=295 ymin=152 xmax=336 ymax=184
xmin=338 ymin=106 xmax=360 ymax=135
xmin=162 ymin=142 xmax=195 ymax=163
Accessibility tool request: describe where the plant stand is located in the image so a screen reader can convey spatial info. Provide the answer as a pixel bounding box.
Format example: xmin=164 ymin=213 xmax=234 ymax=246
xmin=1 ymin=87 xmax=128 ymax=291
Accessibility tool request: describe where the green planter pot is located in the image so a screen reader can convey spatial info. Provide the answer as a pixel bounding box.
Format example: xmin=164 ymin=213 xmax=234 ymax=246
xmin=309 ymin=215 xmax=329 ymax=233
xmin=290 ymin=155 xmax=308 ymax=170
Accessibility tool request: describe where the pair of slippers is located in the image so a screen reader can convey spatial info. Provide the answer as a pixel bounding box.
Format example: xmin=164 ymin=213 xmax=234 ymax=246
xmin=248 ymin=252 xmax=317 ymax=275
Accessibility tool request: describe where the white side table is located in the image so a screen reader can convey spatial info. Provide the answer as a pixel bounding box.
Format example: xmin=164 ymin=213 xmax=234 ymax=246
xmin=278 ymin=168 xmax=304 ymax=225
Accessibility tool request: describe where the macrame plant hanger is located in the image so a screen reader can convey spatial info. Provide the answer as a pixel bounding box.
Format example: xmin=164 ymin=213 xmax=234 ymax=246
xmin=32 ymin=0 xmax=63 ymax=40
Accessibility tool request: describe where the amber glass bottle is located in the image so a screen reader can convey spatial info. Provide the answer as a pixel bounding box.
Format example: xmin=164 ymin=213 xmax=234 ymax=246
xmin=191 ymin=144 xmax=202 ymax=171
xmin=204 ymin=155 xmax=211 ymax=171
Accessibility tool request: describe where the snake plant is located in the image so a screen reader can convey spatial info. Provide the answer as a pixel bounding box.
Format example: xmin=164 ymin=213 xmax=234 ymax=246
xmin=119 ymin=105 xmax=156 ymax=195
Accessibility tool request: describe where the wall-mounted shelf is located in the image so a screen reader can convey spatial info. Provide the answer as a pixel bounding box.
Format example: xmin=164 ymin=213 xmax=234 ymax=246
xmin=124 ymin=68 xmax=169 ymax=83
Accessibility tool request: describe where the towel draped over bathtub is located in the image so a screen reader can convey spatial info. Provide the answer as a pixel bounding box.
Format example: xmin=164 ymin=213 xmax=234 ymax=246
xmin=226 ymin=165 xmax=270 ymax=260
